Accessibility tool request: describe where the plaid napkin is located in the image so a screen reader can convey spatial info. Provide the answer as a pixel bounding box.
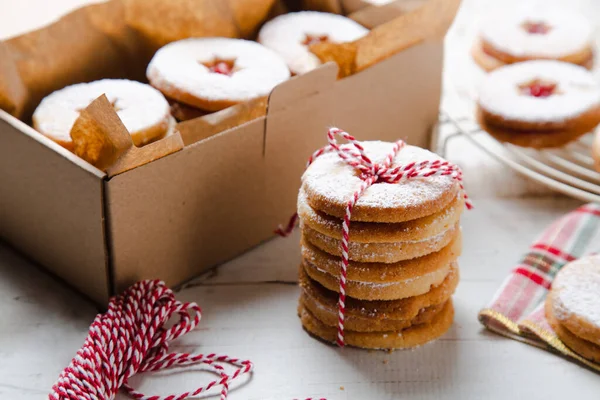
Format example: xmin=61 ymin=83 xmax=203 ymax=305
xmin=478 ymin=203 xmax=600 ymax=371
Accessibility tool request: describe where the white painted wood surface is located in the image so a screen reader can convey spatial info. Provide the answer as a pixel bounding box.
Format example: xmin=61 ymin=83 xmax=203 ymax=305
xmin=1 ymin=0 xmax=600 ymax=399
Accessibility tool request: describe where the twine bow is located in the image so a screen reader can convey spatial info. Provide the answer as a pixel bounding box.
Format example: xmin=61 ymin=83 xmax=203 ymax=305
xmin=49 ymin=280 xmax=253 ymax=400
xmin=278 ymin=128 xmax=472 ymax=346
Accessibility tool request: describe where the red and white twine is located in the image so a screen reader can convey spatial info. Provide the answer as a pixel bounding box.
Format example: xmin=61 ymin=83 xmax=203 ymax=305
xmin=277 ymin=128 xmax=472 ymax=346
xmin=49 ymin=279 xmax=253 ymax=400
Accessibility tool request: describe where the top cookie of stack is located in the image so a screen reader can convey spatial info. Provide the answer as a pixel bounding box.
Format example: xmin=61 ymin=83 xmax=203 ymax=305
xmin=297 ymin=140 xmax=465 ymax=349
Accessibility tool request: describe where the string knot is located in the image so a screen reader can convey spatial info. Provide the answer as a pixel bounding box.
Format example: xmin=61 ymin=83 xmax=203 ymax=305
xmin=278 ymin=127 xmax=472 ymax=347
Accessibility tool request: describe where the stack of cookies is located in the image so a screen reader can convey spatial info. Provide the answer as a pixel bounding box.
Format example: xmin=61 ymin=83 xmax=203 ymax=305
xmin=297 ymin=141 xmax=465 ymax=349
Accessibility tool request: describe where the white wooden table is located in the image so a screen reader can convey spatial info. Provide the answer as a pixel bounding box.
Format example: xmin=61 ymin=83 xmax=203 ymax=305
xmin=2 ymin=0 xmax=600 ymax=399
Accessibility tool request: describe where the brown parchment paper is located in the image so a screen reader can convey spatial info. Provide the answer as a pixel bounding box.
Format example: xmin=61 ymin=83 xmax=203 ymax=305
xmin=309 ymin=0 xmax=461 ymax=78
xmin=0 ymin=2 xmax=139 ymax=120
xmin=301 ymin=0 xmax=343 ymax=13
xmin=71 ymin=95 xmax=184 ymax=176
xmin=348 ymin=0 xmax=428 ymax=27
xmin=0 ymin=0 xmax=276 ymax=120
xmin=123 ymin=0 xmax=277 ymax=50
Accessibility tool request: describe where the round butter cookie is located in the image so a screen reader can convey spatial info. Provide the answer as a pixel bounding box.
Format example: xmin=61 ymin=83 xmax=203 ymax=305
xmin=32 ymin=79 xmax=171 ymax=150
xmin=477 ymin=60 xmax=600 ymax=148
xmin=547 ymin=255 xmax=600 ymax=347
xmin=257 ymin=11 xmax=368 ymax=75
xmin=301 ymin=222 xmax=459 ymax=263
xmin=147 ymin=38 xmax=290 ymax=112
xmin=298 ymin=188 xmax=463 ymax=243
xmin=473 ymin=9 xmax=593 ymax=72
xmin=303 ymin=256 xmax=458 ymax=302
xmin=546 ymin=295 xmax=600 ymax=363
xmin=301 ymin=141 xmax=461 ymax=223
xmin=299 ymin=264 xmax=458 ymax=332
xmin=299 ymin=300 xmax=454 ymax=350
xmin=301 ymin=234 xmax=461 ymax=300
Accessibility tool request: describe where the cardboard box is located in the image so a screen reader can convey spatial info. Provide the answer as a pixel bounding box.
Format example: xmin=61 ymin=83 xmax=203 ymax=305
xmin=0 ymin=0 xmax=459 ymax=304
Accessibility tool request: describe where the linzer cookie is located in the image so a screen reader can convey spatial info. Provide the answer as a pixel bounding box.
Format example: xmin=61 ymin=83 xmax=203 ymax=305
xmin=258 ymin=11 xmax=368 ymax=75
xmin=286 ymin=128 xmax=470 ymax=350
xmin=545 ymin=255 xmax=600 ymax=363
xmin=472 ymin=9 xmax=594 ymax=72
xmin=32 ymin=79 xmax=172 ymax=150
xmin=477 ymin=60 xmax=600 ymax=149
xmin=147 ymin=38 xmax=290 ymax=112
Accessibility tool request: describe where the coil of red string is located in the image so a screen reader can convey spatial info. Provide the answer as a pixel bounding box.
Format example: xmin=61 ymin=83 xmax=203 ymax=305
xmin=278 ymin=127 xmax=472 ymax=348
xmin=49 ymin=279 xmax=253 ymax=400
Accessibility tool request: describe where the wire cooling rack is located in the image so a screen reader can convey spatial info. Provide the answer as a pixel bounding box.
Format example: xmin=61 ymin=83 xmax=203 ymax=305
xmin=437 ymin=111 xmax=600 ymax=203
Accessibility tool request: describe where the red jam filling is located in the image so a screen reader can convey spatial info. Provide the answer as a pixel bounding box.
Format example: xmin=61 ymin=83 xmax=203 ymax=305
xmin=303 ymin=34 xmax=329 ymax=46
xmin=521 ymin=21 xmax=552 ymax=35
xmin=202 ymin=59 xmax=235 ymax=76
xmin=518 ymin=79 xmax=558 ymax=98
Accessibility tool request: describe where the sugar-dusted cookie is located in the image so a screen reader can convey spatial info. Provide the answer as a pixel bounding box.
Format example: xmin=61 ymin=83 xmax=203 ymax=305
xmin=258 ymin=11 xmax=368 ymax=75
xmin=477 ymin=60 xmax=600 ymax=148
xmin=302 ymin=256 xmax=457 ymax=302
xmin=33 ymin=79 xmax=171 ymax=150
xmin=546 ymin=294 xmax=600 ymax=363
xmin=302 ymin=233 xmax=461 ymax=285
xmin=473 ymin=9 xmax=593 ymax=71
xmin=301 ymin=234 xmax=460 ymax=301
xmin=300 ymin=263 xmax=458 ymax=332
xmin=301 ymin=141 xmax=461 ymax=223
xmin=548 ymin=255 xmax=600 ymax=347
xmin=299 ymin=300 xmax=454 ymax=350
xmin=298 ymin=188 xmax=464 ymax=243
xmin=147 ymin=38 xmax=290 ymax=112
xmin=302 ymin=222 xmax=459 ymax=263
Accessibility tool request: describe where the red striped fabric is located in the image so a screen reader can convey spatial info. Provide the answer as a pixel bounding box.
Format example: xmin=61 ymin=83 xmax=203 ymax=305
xmin=513 ymin=266 xmax=552 ymax=289
xmin=479 ymin=202 xmax=600 ymax=369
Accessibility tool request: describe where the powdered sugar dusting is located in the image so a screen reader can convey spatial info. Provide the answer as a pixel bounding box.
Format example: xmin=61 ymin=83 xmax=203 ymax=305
xmin=32 ymin=79 xmax=170 ymax=142
xmin=481 ymin=8 xmax=592 ymax=58
xmin=302 ymin=141 xmax=457 ymax=212
xmin=478 ymin=60 xmax=600 ymax=123
xmin=258 ymin=11 xmax=368 ymax=75
xmin=307 ymin=223 xmax=457 ymax=263
xmin=147 ymin=38 xmax=290 ymax=104
xmin=553 ymin=255 xmax=600 ymax=328
xmin=298 ymin=187 xmax=462 ymax=239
